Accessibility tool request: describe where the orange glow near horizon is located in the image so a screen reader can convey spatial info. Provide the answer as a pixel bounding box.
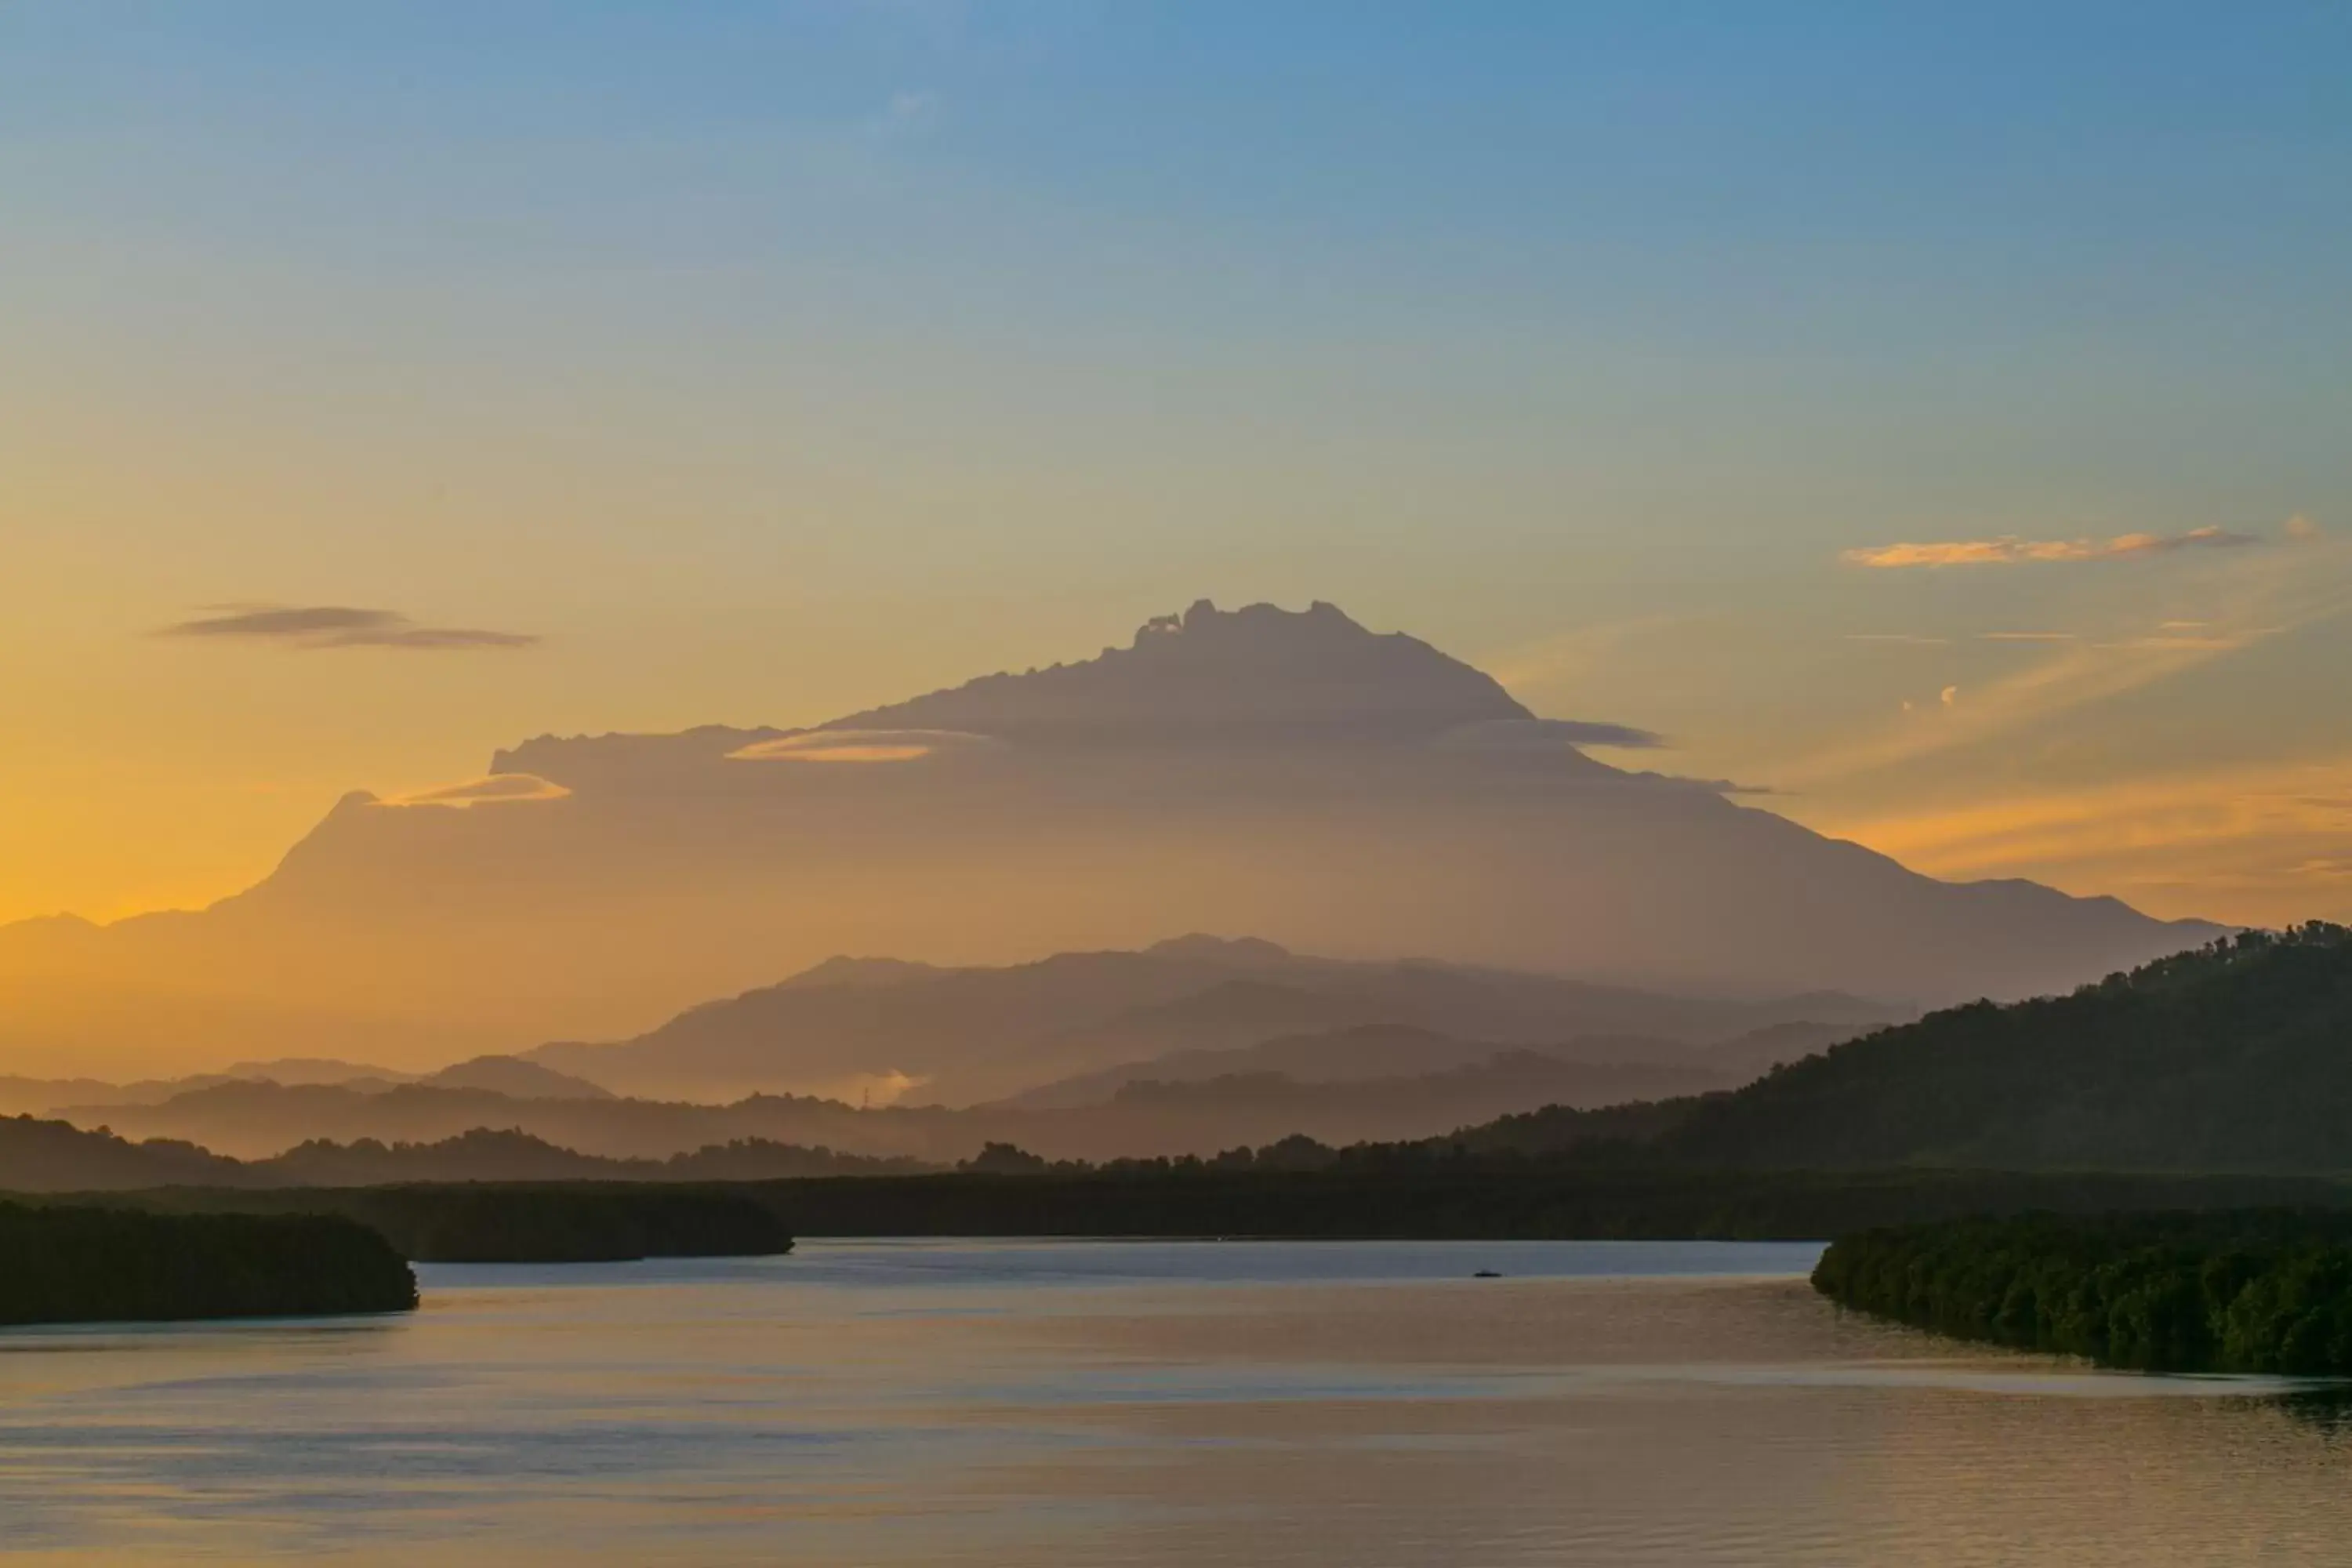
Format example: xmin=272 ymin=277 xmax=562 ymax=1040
xmin=4 ymin=8 xmax=2350 ymax=948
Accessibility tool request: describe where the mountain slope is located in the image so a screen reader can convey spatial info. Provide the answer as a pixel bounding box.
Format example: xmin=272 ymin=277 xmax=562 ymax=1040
xmin=420 ymin=1055 xmax=612 ymax=1100
xmin=0 ymin=1116 xmax=251 ymax=1192
xmin=1658 ymin=925 xmax=2352 ymax=1171
xmin=0 ymin=600 xmax=2219 ymax=1076
xmin=1448 ymin=926 xmax=2352 ymax=1173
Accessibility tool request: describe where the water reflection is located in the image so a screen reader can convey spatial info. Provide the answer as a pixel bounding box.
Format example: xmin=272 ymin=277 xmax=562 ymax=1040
xmin=2274 ymin=1384 xmax=2352 ymax=1436
xmin=0 ymin=1240 xmax=2345 ymax=1565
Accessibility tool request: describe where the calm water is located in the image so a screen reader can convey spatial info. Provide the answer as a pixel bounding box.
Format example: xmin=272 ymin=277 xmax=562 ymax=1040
xmin=2 ymin=1239 xmax=2350 ymax=1564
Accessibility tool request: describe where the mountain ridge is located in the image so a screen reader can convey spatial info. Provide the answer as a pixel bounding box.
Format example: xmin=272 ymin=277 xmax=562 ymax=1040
xmin=522 ymin=937 xmax=1905 ymax=1105
xmin=0 ymin=600 xmax=2223 ymax=1076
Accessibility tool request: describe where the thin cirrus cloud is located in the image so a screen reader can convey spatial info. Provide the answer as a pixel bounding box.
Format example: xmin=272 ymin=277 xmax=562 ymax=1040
xmin=728 ymin=730 xmax=998 ymax=764
xmin=1842 ymin=526 xmax=2262 ymax=569
xmin=1435 ymin=717 xmax=1668 ymax=752
xmin=157 ymin=605 xmax=539 ymax=650
xmin=1624 ymin=770 xmax=1782 ymax=797
xmin=1523 ymin=719 xmax=1667 ymax=750
xmin=1817 ymin=753 xmax=2352 ymax=923
xmin=389 ymin=773 xmax=571 ymax=808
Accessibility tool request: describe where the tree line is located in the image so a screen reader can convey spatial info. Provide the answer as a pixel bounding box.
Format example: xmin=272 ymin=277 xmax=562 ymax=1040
xmin=114 ymin=1184 xmax=797 ymax=1263
xmin=1813 ymin=1210 xmax=2352 ymax=1374
xmin=0 ymin=1202 xmax=415 ymax=1326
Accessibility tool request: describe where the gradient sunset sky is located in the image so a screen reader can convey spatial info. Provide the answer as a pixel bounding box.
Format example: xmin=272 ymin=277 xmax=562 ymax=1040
xmin=5 ymin=2 xmax=2350 ymax=929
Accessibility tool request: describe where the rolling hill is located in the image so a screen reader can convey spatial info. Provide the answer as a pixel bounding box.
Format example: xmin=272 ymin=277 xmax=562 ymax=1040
xmin=1664 ymin=924 xmax=2352 ymax=1170
xmin=1455 ymin=925 xmax=2352 ymax=1174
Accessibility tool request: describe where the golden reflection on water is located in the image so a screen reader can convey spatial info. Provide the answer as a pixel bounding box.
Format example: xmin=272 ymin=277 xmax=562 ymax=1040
xmin=0 ymin=1242 xmax=2346 ymax=1566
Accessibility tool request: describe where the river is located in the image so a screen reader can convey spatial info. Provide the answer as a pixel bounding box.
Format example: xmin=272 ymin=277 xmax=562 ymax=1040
xmin=2 ymin=1239 xmax=2347 ymax=1564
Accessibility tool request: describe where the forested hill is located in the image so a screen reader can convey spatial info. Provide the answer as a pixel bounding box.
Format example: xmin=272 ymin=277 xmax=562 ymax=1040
xmin=1642 ymin=925 xmax=2352 ymax=1171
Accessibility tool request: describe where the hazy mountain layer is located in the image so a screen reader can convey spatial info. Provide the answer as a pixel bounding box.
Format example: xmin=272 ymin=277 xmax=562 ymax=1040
xmin=0 ymin=1054 xmax=608 ymax=1120
xmin=0 ymin=601 xmax=2219 ymax=1078
xmin=996 ymin=1022 xmax=1715 ymax=1109
xmin=528 ymin=935 xmax=1890 ymax=1104
xmin=53 ymin=1030 xmax=1739 ymax=1167
xmin=0 ymin=1118 xmax=924 ymax=1193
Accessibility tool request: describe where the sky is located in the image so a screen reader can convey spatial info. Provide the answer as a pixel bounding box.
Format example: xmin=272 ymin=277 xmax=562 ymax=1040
xmin=4 ymin=0 xmax=2350 ymax=929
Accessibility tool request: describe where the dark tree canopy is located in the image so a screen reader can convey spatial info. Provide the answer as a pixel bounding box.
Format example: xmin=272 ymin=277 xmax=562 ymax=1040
xmin=0 ymin=1203 xmax=415 ymax=1326
xmin=1428 ymin=926 xmax=2352 ymax=1173
xmin=1814 ymin=1210 xmax=2352 ymax=1375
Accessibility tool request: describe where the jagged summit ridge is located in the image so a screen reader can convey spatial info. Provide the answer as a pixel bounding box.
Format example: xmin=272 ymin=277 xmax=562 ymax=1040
xmin=818 ymin=599 xmax=1532 ymax=746
xmin=492 ymin=601 xmax=1570 ymax=785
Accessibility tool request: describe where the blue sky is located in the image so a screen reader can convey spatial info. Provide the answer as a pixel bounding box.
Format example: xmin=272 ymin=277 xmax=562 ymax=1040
xmin=3 ymin=1 xmax=2350 ymax=924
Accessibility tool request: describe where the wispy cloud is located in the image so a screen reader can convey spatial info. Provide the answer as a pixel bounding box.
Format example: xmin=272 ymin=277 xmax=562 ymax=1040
xmin=1845 ymin=633 xmax=1951 ymax=645
xmin=1842 ymin=526 xmax=2261 ymax=569
xmin=729 ymin=729 xmax=994 ymax=764
xmin=1479 ymin=615 xmax=1696 ymax=702
xmin=1817 ymin=755 xmax=2352 ymax=923
xmin=1624 ymin=771 xmax=1781 ymax=797
xmin=1437 ymin=717 xmax=1667 ymax=753
xmin=1784 ymin=535 xmax=2352 ymax=789
xmin=158 ymin=605 xmax=539 ymax=651
xmin=869 ymin=88 xmax=939 ymax=140
xmin=388 ymin=773 xmax=570 ymax=808
xmin=1980 ymin=631 xmax=2078 ymax=642
xmin=1791 ymin=632 xmax=2259 ymax=788
xmin=2096 ymin=630 xmax=2274 ymax=652
xmin=1530 ymin=719 xmax=1664 ymax=750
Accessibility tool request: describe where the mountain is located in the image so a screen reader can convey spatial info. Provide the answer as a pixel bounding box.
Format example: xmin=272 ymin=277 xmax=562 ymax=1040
xmin=0 ymin=1074 xmax=159 ymax=1117
xmin=1661 ymin=925 xmax=2352 ymax=1171
xmin=418 ymin=1055 xmax=612 ymax=1100
xmin=0 ymin=600 xmax=2220 ymax=1078
xmin=222 ymin=1057 xmax=409 ymax=1087
xmin=32 ymin=927 xmax=2352 ymax=1186
xmin=0 ymin=1062 xmax=412 ymax=1120
xmin=51 ymin=1049 xmax=1722 ymax=1167
xmin=1700 ymin=1021 xmax=1864 ymax=1081
xmin=261 ymin=1128 xmax=920 ymax=1185
xmin=1091 ymin=1051 xmax=1730 ymax=1145
xmin=0 ymin=1054 xmax=604 ymax=1120
xmin=0 ymin=1116 xmax=249 ymax=1192
xmin=996 ymin=1022 xmax=1737 ymax=1110
xmin=1450 ymin=925 xmax=2352 ymax=1174
xmin=815 ymin=599 xmax=1529 ymax=746
xmin=525 ymin=937 xmax=1900 ymax=1105
xmin=0 ymin=1116 xmax=924 ymax=1192
xmin=47 ymin=998 xmax=1744 ymax=1165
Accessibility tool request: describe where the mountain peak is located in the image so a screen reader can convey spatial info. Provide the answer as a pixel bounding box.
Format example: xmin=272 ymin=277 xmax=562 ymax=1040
xmin=822 ymin=599 xmax=1530 ymax=747
xmin=777 ymin=956 xmax=948 ymax=992
xmin=1145 ymin=934 xmax=1294 ymax=965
